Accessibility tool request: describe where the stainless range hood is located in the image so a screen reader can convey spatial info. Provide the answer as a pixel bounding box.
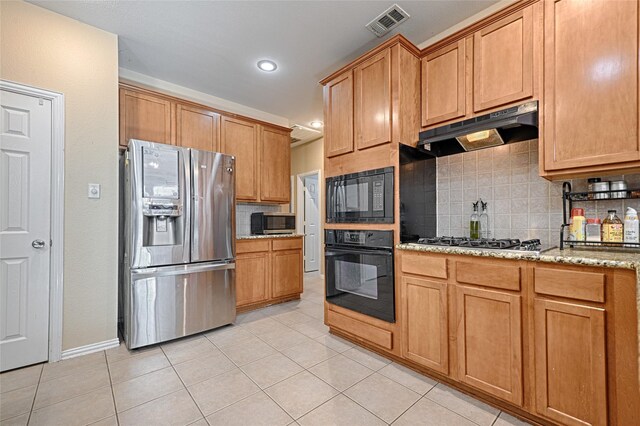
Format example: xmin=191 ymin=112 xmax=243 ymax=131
xmin=418 ymin=101 xmax=538 ymax=157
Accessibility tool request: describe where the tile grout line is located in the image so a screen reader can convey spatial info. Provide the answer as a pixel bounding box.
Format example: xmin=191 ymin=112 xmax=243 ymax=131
xmin=160 ymin=341 xmax=209 ymax=424
xmin=100 ymin=350 xmax=120 ymax=426
xmin=423 ymin=383 xmax=497 ymax=426
xmin=25 ymin=363 xmax=45 ymax=425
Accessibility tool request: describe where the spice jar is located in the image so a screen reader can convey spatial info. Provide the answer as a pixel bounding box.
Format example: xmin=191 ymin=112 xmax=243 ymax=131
xmin=587 ymin=178 xmax=601 ymax=200
xmin=610 ymin=180 xmax=628 ymax=199
xmin=592 ymin=181 xmax=610 ymax=199
xmin=585 ymin=218 xmax=601 ymax=245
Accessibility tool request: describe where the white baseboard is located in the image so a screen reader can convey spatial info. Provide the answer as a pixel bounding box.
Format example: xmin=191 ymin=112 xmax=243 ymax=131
xmin=60 ymin=338 xmax=120 ymax=361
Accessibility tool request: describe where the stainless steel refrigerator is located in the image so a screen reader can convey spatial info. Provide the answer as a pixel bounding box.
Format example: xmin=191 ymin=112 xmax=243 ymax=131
xmin=122 ymin=139 xmax=236 ymax=349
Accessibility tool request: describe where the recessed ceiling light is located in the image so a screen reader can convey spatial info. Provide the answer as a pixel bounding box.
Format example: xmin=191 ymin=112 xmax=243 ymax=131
xmin=309 ymin=121 xmax=323 ymax=129
xmin=257 ymin=60 xmax=277 ymax=72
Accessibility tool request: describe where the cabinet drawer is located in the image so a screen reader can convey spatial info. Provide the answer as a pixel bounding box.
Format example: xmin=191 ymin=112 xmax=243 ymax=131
xmin=455 ymin=261 xmax=521 ymax=291
xmin=236 ymin=239 xmax=270 ymax=254
xmin=327 ymin=310 xmax=393 ymax=350
xmin=272 ymin=238 xmax=303 ymax=251
xmin=401 ymin=254 xmax=448 ymax=279
xmin=534 ymin=267 xmax=605 ymax=303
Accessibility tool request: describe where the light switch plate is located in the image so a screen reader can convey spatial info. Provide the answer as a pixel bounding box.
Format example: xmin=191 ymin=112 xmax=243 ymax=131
xmin=88 ymin=183 xmax=101 ymax=199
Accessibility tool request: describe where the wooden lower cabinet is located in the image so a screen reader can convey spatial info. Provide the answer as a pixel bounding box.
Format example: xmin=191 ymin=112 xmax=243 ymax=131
xmin=401 ymin=276 xmax=448 ymax=374
xmin=236 ymin=252 xmax=269 ymax=307
xmin=391 ymin=250 xmax=639 ymax=425
xmin=272 ymin=250 xmax=303 ymax=298
xmin=235 ymin=237 xmax=303 ymax=311
xmin=455 ymin=286 xmax=523 ymax=406
xmin=533 ymin=298 xmax=607 ymax=426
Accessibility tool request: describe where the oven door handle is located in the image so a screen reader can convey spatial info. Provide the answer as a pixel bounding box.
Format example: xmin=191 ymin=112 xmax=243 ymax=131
xmin=325 ymin=249 xmax=393 ymax=257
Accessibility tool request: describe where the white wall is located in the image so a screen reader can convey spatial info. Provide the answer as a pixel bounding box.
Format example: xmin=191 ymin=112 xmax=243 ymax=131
xmin=1 ymin=1 xmax=119 ymax=351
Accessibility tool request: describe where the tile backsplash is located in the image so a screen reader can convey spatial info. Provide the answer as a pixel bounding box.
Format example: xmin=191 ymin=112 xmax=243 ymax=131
xmin=436 ymin=139 xmax=640 ymax=247
xmin=236 ymin=203 xmax=283 ymax=236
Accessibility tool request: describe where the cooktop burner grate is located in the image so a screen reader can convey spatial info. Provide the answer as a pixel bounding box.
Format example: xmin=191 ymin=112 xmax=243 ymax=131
xmin=416 ymin=236 xmax=542 ymax=251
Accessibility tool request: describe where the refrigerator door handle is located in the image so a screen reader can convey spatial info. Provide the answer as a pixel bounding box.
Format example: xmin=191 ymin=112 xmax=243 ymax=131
xmin=132 ymin=261 xmax=235 ymax=278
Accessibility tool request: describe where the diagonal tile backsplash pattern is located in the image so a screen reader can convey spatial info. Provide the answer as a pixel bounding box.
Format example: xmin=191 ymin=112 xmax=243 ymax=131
xmin=436 ymin=140 xmax=640 ymax=247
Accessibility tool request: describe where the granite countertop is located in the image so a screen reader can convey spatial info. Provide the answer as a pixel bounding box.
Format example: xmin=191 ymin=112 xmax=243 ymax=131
xmin=397 ymin=242 xmax=640 ymax=379
xmin=236 ymin=234 xmax=304 ymax=240
xmin=396 ymin=243 xmax=639 ymax=270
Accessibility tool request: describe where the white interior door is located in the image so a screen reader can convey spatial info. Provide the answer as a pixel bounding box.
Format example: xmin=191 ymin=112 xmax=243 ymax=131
xmin=303 ymin=174 xmax=319 ymax=272
xmin=1 ymin=89 xmax=52 ymax=371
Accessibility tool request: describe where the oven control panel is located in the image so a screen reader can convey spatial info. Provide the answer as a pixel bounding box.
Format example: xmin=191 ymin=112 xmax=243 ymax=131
xmin=372 ymin=180 xmax=384 ymax=212
xmin=343 ymin=231 xmax=366 ymax=244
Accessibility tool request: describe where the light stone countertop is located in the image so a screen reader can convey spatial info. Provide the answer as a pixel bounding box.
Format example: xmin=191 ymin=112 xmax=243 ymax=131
xmin=396 ymin=243 xmax=640 ymax=380
xmin=236 ymin=234 xmax=304 ymax=240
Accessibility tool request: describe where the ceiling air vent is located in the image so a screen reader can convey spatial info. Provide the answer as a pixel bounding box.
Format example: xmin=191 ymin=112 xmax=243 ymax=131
xmin=290 ymin=124 xmax=322 ymax=145
xmin=366 ymin=4 xmax=410 ymax=37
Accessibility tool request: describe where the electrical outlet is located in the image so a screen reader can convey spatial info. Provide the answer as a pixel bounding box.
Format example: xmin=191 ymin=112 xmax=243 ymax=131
xmin=88 ymin=183 xmax=101 ymax=199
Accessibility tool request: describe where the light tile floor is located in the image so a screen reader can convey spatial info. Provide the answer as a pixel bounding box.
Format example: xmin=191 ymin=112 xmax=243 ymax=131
xmin=0 ymin=274 xmax=532 ymax=426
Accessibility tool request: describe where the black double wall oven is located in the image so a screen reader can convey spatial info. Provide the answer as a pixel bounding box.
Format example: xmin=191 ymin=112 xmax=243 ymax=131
xmin=325 ymin=230 xmax=395 ymax=323
xmin=325 ymin=167 xmax=395 ymax=322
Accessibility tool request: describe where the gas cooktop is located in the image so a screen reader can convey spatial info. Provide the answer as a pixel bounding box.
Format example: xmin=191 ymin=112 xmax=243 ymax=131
xmin=415 ymin=236 xmax=549 ymax=254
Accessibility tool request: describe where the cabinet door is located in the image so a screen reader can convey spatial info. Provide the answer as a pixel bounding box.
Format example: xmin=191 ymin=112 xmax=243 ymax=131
xmin=422 ymin=40 xmax=466 ymax=127
xmin=324 ymin=71 xmax=354 ymax=158
xmin=220 ymin=116 xmax=258 ymax=201
xmin=544 ymin=0 xmax=640 ymax=171
xmin=401 ymin=277 xmax=448 ymax=374
xmin=272 ymin=249 xmax=302 ymax=298
xmin=534 ymin=299 xmax=607 ymax=426
xmin=354 ymin=48 xmax=391 ymax=150
xmin=120 ymin=88 xmax=172 ymax=148
xmin=455 ymin=286 xmax=523 ymax=405
xmin=176 ymin=103 xmax=219 ymax=151
xmin=236 ymin=253 xmax=269 ymax=307
xmin=473 ymin=7 xmax=533 ymax=112
xmin=260 ymin=126 xmax=291 ymax=203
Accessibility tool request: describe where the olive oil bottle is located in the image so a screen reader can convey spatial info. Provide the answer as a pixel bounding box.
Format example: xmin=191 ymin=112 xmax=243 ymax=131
xmin=470 ymin=201 xmax=480 ymax=239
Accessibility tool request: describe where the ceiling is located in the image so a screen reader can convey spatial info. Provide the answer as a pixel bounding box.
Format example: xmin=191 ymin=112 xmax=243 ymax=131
xmin=29 ymin=0 xmax=499 ymax=130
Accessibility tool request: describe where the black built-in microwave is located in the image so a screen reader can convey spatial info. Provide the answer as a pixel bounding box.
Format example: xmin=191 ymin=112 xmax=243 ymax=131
xmin=326 ymin=167 xmax=394 ymax=223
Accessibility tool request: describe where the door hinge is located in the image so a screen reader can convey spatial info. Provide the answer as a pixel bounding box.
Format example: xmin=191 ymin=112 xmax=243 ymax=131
xmin=50 ymin=239 xmax=53 ymax=247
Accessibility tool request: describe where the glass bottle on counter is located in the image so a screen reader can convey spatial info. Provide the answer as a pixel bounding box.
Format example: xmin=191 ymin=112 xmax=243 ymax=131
xmin=470 ymin=201 xmax=480 ymax=239
xmin=602 ymin=210 xmax=623 ymax=246
xmin=479 ymin=200 xmax=489 ymax=239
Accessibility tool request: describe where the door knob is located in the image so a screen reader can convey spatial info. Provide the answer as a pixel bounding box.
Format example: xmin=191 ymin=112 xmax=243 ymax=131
xmin=32 ymin=239 xmax=46 ymax=249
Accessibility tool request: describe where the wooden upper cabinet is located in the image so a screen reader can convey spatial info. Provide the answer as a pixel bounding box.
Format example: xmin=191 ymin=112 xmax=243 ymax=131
xmin=354 ymin=48 xmax=391 ymax=150
xmin=473 ymin=6 xmax=533 ymax=113
xmin=119 ymin=88 xmax=173 ymax=148
xmin=260 ymin=127 xmax=291 ymax=203
xmin=543 ymin=0 xmax=640 ymax=173
xmin=401 ymin=277 xmax=448 ymax=374
xmin=455 ymin=286 xmax=523 ymax=406
xmin=422 ymin=40 xmax=466 ymax=127
xmin=324 ymin=71 xmax=354 ymax=158
xmin=534 ymin=298 xmax=607 ymax=426
xmin=176 ymin=103 xmax=219 ymax=151
xmin=220 ymin=116 xmax=258 ymax=201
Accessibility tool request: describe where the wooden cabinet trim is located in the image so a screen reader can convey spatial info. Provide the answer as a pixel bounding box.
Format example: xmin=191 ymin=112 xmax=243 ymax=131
xmin=236 ymin=252 xmax=270 ymax=307
xmin=534 ymin=267 xmax=605 ymax=303
xmin=473 ymin=6 xmax=534 ymax=112
xmin=327 ymin=309 xmax=393 ymax=350
xmin=236 ymin=239 xmax=270 ymax=254
xmin=455 ymin=261 xmax=521 ymax=291
xmin=271 ymin=249 xmax=303 ymax=298
xmin=220 ymin=116 xmax=259 ymax=201
xmin=260 ymin=126 xmax=291 ymax=203
xmin=401 ymin=253 xmax=448 ymax=279
xmin=354 ymin=48 xmax=392 ymax=150
xmin=119 ymin=82 xmax=292 ymax=133
xmin=401 ymin=276 xmax=449 ymax=374
xmin=455 ymin=285 xmax=523 ymax=405
xmin=422 ymin=40 xmax=466 ymax=127
xmin=120 ymin=88 xmax=173 ymax=148
xmin=271 ymin=238 xmax=303 ymax=251
xmin=533 ymin=298 xmax=607 ymax=425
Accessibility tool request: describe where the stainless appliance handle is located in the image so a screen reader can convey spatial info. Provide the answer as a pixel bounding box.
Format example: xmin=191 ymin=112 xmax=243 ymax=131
xmin=132 ymin=261 xmax=235 ymax=278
